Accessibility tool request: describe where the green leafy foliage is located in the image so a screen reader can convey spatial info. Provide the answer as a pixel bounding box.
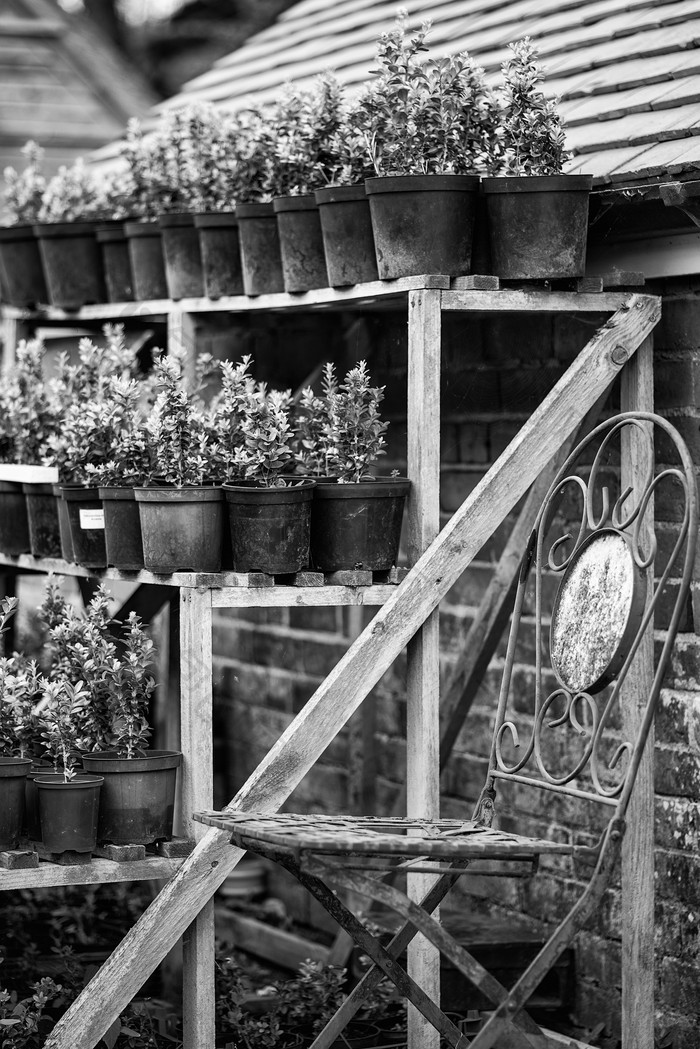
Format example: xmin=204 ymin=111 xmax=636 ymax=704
xmin=2 ymin=142 xmax=46 ymax=226
xmin=266 ymin=75 xmax=344 ymax=197
xmin=0 ymin=967 xmax=68 ymax=1049
xmin=83 ymin=378 xmax=154 ymax=488
xmin=36 ymin=159 xmax=112 ymax=224
xmin=0 ymin=651 xmax=43 ymax=760
xmin=327 ymin=361 xmax=388 ymax=483
xmin=499 ymin=37 xmax=569 ymax=176
xmin=147 ymin=354 xmax=214 ymax=486
xmin=231 ymin=386 xmax=295 ymax=487
xmin=292 ymin=363 xmax=338 ymax=476
xmin=38 ymin=679 xmax=91 ymax=780
xmin=101 ymin=613 xmax=155 ymax=759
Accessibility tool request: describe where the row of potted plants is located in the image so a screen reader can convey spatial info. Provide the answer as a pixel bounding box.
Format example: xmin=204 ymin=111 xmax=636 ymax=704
xmin=0 ymin=586 xmax=180 ymax=858
xmin=0 ymin=329 xmax=409 ymax=577
xmin=0 ymin=19 xmax=590 ymax=310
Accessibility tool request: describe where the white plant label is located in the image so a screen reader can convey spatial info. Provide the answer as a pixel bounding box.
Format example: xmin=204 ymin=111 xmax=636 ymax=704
xmin=79 ymin=509 xmax=105 ymax=530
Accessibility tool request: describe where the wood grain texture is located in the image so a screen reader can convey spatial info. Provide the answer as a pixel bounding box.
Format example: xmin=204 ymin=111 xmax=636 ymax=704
xmin=620 ymin=335 xmax=655 ymax=1049
xmin=0 ymin=856 xmax=183 ymax=890
xmin=44 ymin=294 xmax=660 ymax=1049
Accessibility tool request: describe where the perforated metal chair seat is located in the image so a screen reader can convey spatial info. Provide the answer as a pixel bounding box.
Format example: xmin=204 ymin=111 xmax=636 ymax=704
xmin=195 ymin=810 xmax=576 ymax=862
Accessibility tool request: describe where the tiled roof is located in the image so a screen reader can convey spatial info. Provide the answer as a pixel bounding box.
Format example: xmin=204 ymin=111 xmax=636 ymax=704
xmin=157 ymin=0 xmax=700 ymax=186
xmin=0 ymin=0 xmax=157 ymax=176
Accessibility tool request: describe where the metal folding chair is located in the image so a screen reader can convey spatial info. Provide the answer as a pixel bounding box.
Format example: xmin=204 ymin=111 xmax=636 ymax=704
xmin=196 ymin=412 xmax=697 ymax=1049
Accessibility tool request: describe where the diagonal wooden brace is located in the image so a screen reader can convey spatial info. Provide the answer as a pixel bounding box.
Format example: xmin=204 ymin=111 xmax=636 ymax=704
xmin=44 ymin=293 xmax=660 ymax=1049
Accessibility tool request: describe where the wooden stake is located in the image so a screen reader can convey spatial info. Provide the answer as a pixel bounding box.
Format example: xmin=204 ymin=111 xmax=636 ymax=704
xmin=44 ymin=294 xmax=660 ymax=1049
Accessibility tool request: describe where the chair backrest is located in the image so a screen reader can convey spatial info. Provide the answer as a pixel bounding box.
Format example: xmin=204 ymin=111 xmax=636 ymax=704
xmin=484 ymin=412 xmax=697 ymax=822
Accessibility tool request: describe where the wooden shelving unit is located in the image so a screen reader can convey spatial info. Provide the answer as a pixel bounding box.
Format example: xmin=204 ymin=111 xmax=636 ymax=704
xmin=0 ymin=275 xmax=659 ymax=1049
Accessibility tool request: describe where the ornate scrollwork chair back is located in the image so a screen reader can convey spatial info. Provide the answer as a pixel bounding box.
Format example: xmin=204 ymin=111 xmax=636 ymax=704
xmin=478 ymin=412 xmax=697 ymax=838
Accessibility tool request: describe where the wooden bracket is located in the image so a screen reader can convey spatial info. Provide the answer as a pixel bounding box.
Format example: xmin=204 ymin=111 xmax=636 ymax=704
xmin=659 ymin=180 xmax=700 ymax=229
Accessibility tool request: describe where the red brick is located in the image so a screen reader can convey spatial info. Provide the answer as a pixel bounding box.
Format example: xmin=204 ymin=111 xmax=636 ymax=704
xmin=500 ymin=365 xmax=565 ymax=412
xmin=454 ymin=420 xmax=490 ymax=462
xmin=654 ymin=296 xmax=700 ymax=353
xmin=654 ymin=353 xmax=700 ymax=409
xmin=440 ymin=465 xmax=488 ymax=513
xmin=442 ymin=367 xmax=501 ymax=413
xmin=483 ymin=313 xmax=553 ymax=366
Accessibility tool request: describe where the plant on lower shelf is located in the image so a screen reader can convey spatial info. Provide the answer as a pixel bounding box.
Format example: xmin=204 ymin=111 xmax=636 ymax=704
xmin=292 ymin=363 xmax=338 ymax=478
xmin=39 ymin=679 xmax=91 ymax=780
xmin=319 ymin=360 xmax=388 ymax=484
xmin=147 ymin=354 xmax=213 ymax=486
xmin=101 ymin=612 xmax=156 ymax=759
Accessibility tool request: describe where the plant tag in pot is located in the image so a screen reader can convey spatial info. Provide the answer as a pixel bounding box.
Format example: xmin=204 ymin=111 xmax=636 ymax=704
xmin=79 ymin=508 xmax=105 ymax=530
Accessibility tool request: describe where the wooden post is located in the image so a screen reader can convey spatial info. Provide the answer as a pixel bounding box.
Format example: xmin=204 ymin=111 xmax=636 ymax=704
xmin=44 ymin=295 xmax=661 ymax=1049
xmin=179 ymin=588 xmax=215 ymax=1049
xmin=406 ymin=289 xmax=442 ymax=1049
xmin=168 ymin=310 xmax=198 ymax=389
xmin=620 ymin=335 xmax=655 ymax=1049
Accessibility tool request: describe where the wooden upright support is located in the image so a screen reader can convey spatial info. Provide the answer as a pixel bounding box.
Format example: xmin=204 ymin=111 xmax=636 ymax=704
xmin=620 ymin=335 xmax=655 ymax=1049
xmin=406 ymin=289 xmax=442 ymax=1049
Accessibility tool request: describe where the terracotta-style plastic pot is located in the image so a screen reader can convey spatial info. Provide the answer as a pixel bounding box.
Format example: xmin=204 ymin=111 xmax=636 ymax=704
xmin=134 ymin=485 xmax=223 ymax=573
xmin=81 ymin=750 xmax=182 ymax=845
xmin=310 ymin=477 xmax=411 ymax=572
xmin=222 ymin=479 xmax=316 ymax=573
xmin=53 ymin=482 xmax=74 ymax=562
xmin=236 ymin=202 xmax=285 ymax=295
xmin=365 ymin=174 xmax=480 ymax=280
xmin=124 ymin=220 xmax=168 ymax=300
xmin=36 ymin=773 xmax=103 ymax=855
xmin=273 ymin=195 xmax=328 ymax=292
xmin=99 ymin=486 xmax=144 ymax=570
xmin=159 ymin=213 xmax=204 ymax=299
xmin=0 ymin=757 xmax=32 ymax=850
xmin=0 ymin=479 xmax=31 ymax=554
xmin=97 ymin=223 xmax=134 ymax=302
xmin=33 ymin=221 xmax=105 ymax=308
xmin=315 ymin=184 xmax=378 ymax=287
xmin=23 ymin=481 xmax=62 ymax=558
xmin=481 ymin=173 xmax=593 ymax=279
xmin=0 ymin=224 xmax=48 ymax=307
xmin=194 ymin=212 xmax=243 ymax=298
xmin=61 ymin=484 xmax=107 ymax=568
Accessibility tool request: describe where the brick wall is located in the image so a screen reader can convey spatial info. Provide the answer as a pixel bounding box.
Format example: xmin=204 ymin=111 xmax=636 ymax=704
xmin=211 ymin=283 xmax=700 ymax=1046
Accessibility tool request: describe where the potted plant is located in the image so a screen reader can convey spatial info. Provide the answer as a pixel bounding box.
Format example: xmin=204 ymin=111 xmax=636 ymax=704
xmin=0 ymin=598 xmax=33 ymax=850
xmin=35 ymin=677 xmax=104 ymax=857
xmin=269 ymin=75 xmax=342 ymax=292
xmin=135 ymin=353 xmax=223 ymax=574
xmin=306 ymin=361 xmax=411 ymax=573
xmin=360 ymin=12 xmax=499 ymax=280
xmin=33 ymin=158 xmax=111 ymax=308
xmin=481 ymin=37 xmax=592 ymax=279
xmin=120 ymin=118 xmax=171 ymax=300
xmin=315 ymin=103 xmax=379 ymax=287
xmin=95 ymin=169 xmax=136 ymax=304
xmin=0 ymin=140 xmax=49 ymax=307
xmin=81 ymin=611 xmax=182 ymax=846
xmin=218 ymin=359 xmax=316 ymax=574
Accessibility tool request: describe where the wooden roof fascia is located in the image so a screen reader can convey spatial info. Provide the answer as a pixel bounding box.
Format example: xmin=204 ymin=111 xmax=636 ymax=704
xmin=0 ymin=17 xmax=65 ymax=37
xmin=566 ymin=102 xmax=700 ymax=152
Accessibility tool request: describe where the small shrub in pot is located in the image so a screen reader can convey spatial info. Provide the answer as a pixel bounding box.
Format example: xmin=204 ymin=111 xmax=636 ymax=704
xmin=0 ymin=140 xmax=49 ymax=306
xmin=0 ymin=598 xmax=33 ymax=849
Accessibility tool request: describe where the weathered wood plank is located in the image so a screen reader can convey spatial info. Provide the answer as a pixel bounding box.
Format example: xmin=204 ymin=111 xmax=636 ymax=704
xmin=211 ymin=585 xmax=397 ymax=607
xmin=215 ymin=909 xmax=329 ymax=968
xmin=406 ymin=288 xmax=442 ymax=1049
xmin=44 ymin=294 xmax=661 ymax=1049
xmin=109 ymin=584 xmax=171 ymax=633
xmin=441 ymin=290 xmax=631 ymax=313
xmin=0 ymin=856 xmax=183 ymax=890
xmin=620 ymin=335 xmax=655 ymax=1049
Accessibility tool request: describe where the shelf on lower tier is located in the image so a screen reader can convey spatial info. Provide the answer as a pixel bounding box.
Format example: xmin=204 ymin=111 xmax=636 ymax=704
xmin=0 ymin=274 xmax=640 ymax=320
xmin=0 ymin=553 xmax=401 ymax=606
xmin=0 ymin=854 xmax=184 ymax=890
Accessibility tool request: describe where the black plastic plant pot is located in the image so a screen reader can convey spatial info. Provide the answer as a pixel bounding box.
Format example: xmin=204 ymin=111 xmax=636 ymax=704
xmin=273 ymin=195 xmax=328 ymax=292
xmin=36 ymin=774 xmax=103 ymax=855
xmin=365 ymin=174 xmax=480 ymax=280
xmin=134 ymin=485 xmax=224 ymax=573
xmin=310 ymin=477 xmax=411 ymax=572
xmin=96 ymin=223 xmax=134 ymax=302
xmin=481 ymin=173 xmax=593 ymax=280
xmin=315 ymin=184 xmax=379 ymax=287
xmin=81 ymin=750 xmax=182 ymax=845
xmin=33 ymin=221 xmax=105 ymax=308
xmin=159 ymin=213 xmax=204 ymax=300
xmin=0 ymin=225 xmax=48 ymax=307
xmin=0 ymin=479 xmax=31 ymax=554
xmin=124 ymin=220 xmax=168 ymax=301
xmin=194 ymin=212 xmax=244 ymax=298
xmin=61 ymin=484 xmax=107 ymax=568
xmin=99 ymin=486 xmax=144 ymax=571
xmin=23 ymin=482 xmax=62 ymax=558
xmin=52 ymin=482 xmax=74 ymax=562
xmin=0 ymin=757 xmax=31 ymax=850
xmin=223 ymin=479 xmax=316 ymax=573
xmin=25 ymin=766 xmax=60 ymax=842
xmin=236 ymin=202 xmax=285 ymax=296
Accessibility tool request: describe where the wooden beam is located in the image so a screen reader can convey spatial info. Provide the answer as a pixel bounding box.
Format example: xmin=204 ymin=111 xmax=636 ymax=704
xmin=44 ymin=294 xmax=660 ymax=1049
xmin=620 ymin=335 xmax=655 ymax=1049
xmin=108 ymin=584 xmax=172 ymax=634
xmin=659 ymin=180 xmax=700 ymax=229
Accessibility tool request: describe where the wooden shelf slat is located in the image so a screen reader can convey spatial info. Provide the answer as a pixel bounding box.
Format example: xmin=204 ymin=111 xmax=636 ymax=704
xmin=0 ymin=855 xmax=183 ymax=890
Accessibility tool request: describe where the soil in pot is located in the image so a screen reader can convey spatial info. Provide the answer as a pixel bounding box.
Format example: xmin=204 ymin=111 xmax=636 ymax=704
xmin=0 ymin=479 xmax=31 ymax=554
xmin=0 ymin=225 xmax=48 ymax=307
xmin=223 ymin=479 xmax=315 ymax=574
xmin=99 ymin=486 xmax=144 ymax=570
xmin=53 ymin=482 xmax=74 ymax=562
xmin=81 ymin=750 xmax=181 ymax=845
xmin=481 ymin=173 xmax=593 ymax=280
xmin=0 ymin=757 xmax=32 ymax=850
xmin=62 ymin=485 xmax=107 ymax=568
xmin=23 ymin=482 xmax=62 ymax=558
xmin=315 ymin=185 xmax=378 ymax=287
xmin=365 ymin=174 xmax=479 ymax=280
xmin=159 ymin=213 xmax=204 ymax=299
xmin=33 ymin=221 xmax=105 ymax=308
xmin=97 ymin=223 xmax=134 ymax=302
xmin=236 ymin=202 xmax=285 ymax=296
xmin=134 ymin=485 xmax=223 ymax=573
xmin=273 ymin=195 xmax=328 ymax=292
xmin=124 ymin=220 xmax=168 ymax=300
xmin=310 ymin=477 xmax=411 ymax=573
xmin=36 ymin=773 xmax=103 ymax=855
xmin=194 ymin=212 xmax=244 ymax=298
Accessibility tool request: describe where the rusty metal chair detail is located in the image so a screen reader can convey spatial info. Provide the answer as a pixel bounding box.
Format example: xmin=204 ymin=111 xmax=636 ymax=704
xmin=196 ymin=413 xmax=697 ymax=1049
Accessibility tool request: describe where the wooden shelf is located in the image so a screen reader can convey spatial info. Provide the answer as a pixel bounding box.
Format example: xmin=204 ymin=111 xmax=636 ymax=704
xmin=0 ymin=855 xmax=184 ymax=891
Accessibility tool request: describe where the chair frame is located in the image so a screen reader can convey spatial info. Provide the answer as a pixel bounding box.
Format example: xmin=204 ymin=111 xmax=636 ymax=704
xmin=196 ymin=412 xmax=697 ymax=1049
